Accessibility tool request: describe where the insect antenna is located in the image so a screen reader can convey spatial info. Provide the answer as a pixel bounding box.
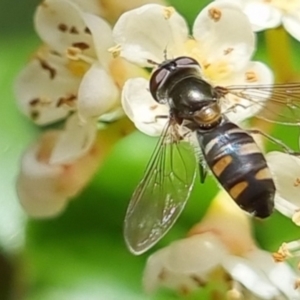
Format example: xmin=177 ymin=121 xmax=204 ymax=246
xmin=147 ymin=45 xmax=172 ymax=67
xmin=147 ymin=59 xmax=160 ymax=66
xmin=163 ymin=46 xmax=168 ymax=61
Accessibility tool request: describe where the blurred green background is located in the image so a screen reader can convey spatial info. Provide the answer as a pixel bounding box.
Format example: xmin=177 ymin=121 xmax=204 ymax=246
xmin=1 ymin=0 xmax=300 ymax=299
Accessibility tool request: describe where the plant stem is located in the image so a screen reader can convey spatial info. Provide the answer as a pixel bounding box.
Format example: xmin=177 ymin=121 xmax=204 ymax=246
xmin=265 ymin=26 xmax=295 ymax=82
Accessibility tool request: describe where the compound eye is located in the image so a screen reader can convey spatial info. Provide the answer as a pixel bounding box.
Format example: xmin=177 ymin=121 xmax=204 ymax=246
xmin=174 ymin=56 xmax=200 ymax=68
xmin=149 ymin=67 xmax=169 ymax=102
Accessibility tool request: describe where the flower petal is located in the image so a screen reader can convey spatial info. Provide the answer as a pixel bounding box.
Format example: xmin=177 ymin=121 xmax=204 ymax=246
xmin=143 ymin=233 xmax=227 ymax=293
xmin=80 ymin=12 xmax=113 ymax=67
xmin=49 ymin=114 xmax=97 ymax=164
xmin=222 ymin=255 xmax=280 ymax=299
xmin=266 ymin=151 xmax=300 ymax=207
xmin=246 ymin=249 xmax=300 ymax=299
xmin=220 ymin=61 xmax=274 ymax=86
xmin=189 ymin=191 xmax=255 ymax=255
xmin=98 ymin=106 xmax=124 ymax=122
xmin=221 ymin=61 xmax=274 ymax=124
xmin=14 ymin=49 xmax=80 ymax=125
xmin=35 ymin=0 xmax=95 ymax=56
xmin=163 ymin=233 xmax=227 ymax=274
xmin=77 ymin=62 xmax=119 ymax=120
xmin=242 ymin=1 xmax=281 ymax=31
xmin=96 ymin=0 xmax=167 ymax=23
xmin=109 ymin=57 xmax=150 ymax=91
xmin=113 ymin=4 xmax=189 ymax=66
xmin=143 ymin=246 xmax=173 ymax=293
xmin=122 ymin=78 xmax=168 ymax=136
xmin=17 ymin=130 xmax=103 ymax=218
xmin=193 ymin=1 xmax=255 ymax=74
xmin=69 ymin=0 xmax=101 ymax=14
xmin=283 ymin=14 xmax=300 ymax=42
xmin=17 ymin=132 xmax=69 ymax=218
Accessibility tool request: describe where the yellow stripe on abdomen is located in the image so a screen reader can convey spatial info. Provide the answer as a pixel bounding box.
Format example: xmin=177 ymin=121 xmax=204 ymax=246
xmin=212 ymin=155 xmax=232 ymax=177
xmin=229 ymin=181 xmax=249 ymax=199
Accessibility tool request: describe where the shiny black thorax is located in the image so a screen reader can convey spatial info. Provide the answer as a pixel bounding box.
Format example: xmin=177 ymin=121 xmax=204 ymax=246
xmin=149 ymin=57 xmax=219 ymax=123
xmin=163 ymin=70 xmax=217 ymax=115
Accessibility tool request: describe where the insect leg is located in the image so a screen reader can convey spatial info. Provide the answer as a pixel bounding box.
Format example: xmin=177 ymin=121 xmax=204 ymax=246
xmin=155 ymin=115 xmax=169 ymax=120
xmin=247 ymin=129 xmax=300 ymax=155
xmin=199 ymin=161 xmax=207 ymax=184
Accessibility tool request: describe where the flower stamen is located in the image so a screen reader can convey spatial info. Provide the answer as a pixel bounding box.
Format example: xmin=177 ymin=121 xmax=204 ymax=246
xmin=108 ymin=44 xmax=122 ymax=58
xmin=227 ymin=288 xmax=243 ymax=299
xmin=66 ymin=47 xmax=95 ymax=64
xmin=223 ymin=48 xmax=234 ymax=55
xmin=278 ymin=242 xmax=293 ymax=259
xmin=245 ymin=71 xmax=258 ymax=83
xmin=208 ymin=7 xmax=222 ymax=22
xmin=294 ymin=278 xmax=300 ymax=289
xmin=292 ymin=209 xmax=300 ymax=225
xmin=163 ymin=6 xmax=175 ymax=19
xmin=56 ymin=94 xmax=77 ymax=108
xmin=273 ymin=240 xmax=300 ymax=262
xmin=293 ymin=177 xmax=300 ymax=187
xmin=227 ymin=280 xmax=243 ymax=299
xmin=274 ymin=196 xmax=299 ymax=220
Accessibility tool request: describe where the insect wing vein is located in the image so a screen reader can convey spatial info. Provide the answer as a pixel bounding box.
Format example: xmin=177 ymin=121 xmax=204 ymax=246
xmin=124 ymin=121 xmax=196 ymax=255
xmin=224 ymin=83 xmax=300 ymax=125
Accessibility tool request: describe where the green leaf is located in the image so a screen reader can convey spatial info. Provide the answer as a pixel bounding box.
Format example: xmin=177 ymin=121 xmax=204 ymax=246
xmin=0 ymin=33 xmax=42 ymax=252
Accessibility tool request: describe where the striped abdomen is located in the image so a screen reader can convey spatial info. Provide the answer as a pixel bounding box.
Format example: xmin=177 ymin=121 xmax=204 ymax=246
xmin=197 ymin=121 xmax=275 ymax=218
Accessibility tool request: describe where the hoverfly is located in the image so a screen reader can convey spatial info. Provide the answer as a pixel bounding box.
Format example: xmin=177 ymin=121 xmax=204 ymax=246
xmin=124 ymin=56 xmax=300 ymax=255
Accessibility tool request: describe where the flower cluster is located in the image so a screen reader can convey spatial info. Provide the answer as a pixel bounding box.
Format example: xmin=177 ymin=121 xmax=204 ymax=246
xmin=144 ymin=192 xmax=300 ymax=299
xmin=14 ymin=0 xmax=147 ymax=217
xmin=112 ymin=2 xmax=273 ymax=135
xmin=14 ymin=0 xmax=300 ymax=298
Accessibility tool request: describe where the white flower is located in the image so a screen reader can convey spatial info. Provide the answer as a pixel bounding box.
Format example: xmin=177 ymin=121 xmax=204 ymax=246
xmin=16 ymin=114 xmax=102 ymax=218
xmin=14 ymin=0 xmax=165 ymax=217
xmin=112 ymin=2 xmax=273 ymax=136
xmin=144 ymin=192 xmax=300 ymax=299
xmin=14 ymin=0 xmax=146 ymax=162
xmin=92 ymin=0 xmax=167 ymax=23
xmin=67 ymin=0 xmax=167 ymax=23
xmin=15 ymin=0 xmax=113 ymax=124
xmin=216 ymin=0 xmax=300 ymax=41
xmin=266 ymin=151 xmax=300 ymax=225
xmin=250 ymin=150 xmax=300 ymax=271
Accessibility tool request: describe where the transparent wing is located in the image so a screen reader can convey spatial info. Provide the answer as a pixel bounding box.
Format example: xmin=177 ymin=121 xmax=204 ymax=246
xmin=124 ymin=121 xmax=197 ymax=255
xmin=223 ymin=83 xmax=300 ymax=125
